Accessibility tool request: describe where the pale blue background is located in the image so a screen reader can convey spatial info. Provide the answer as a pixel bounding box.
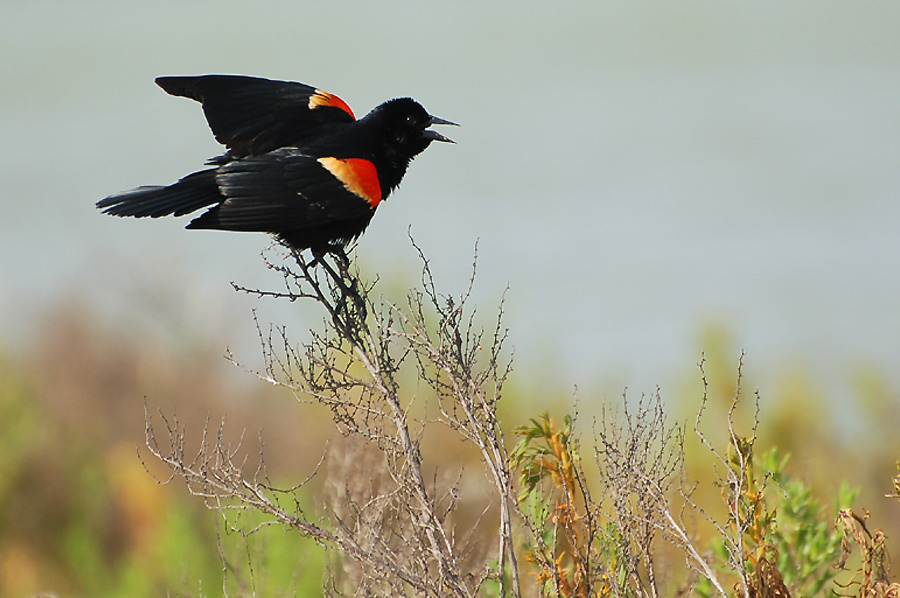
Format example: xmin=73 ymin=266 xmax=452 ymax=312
xmin=2 ymin=2 xmax=899 ymax=407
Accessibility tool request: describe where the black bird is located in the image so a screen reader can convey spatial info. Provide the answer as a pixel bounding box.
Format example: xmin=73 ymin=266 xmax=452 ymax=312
xmin=97 ymin=75 xmax=455 ymax=256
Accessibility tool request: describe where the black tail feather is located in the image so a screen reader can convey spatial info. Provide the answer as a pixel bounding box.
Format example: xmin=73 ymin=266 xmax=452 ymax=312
xmin=97 ymin=169 xmax=220 ymax=218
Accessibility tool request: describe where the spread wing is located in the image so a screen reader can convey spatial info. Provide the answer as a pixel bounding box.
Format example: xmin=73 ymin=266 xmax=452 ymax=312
xmin=187 ymin=148 xmax=382 ymax=235
xmin=155 ymin=75 xmax=357 ymax=156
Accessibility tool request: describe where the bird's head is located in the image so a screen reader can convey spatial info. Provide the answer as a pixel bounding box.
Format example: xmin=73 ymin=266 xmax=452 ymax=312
xmin=369 ymin=97 xmax=457 ymax=159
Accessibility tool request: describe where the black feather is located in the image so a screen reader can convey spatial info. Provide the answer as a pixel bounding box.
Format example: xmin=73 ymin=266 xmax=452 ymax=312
xmin=98 ymin=75 xmax=454 ymax=254
xmin=96 ymin=169 xmax=219 ymax=218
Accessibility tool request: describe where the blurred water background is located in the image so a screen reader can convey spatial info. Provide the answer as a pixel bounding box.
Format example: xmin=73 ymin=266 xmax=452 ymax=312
xmin=3 ymin=2 xmax=899 ymax=403
xmin=4 ymin=2 xmax=900 ymax=408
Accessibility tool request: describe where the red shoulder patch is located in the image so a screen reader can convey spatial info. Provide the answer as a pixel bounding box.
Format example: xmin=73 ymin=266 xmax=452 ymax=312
xmin=308 ymin=89 xmax=356 ymax=120
xmin=318 ymin=157 xmax=382 ymax=208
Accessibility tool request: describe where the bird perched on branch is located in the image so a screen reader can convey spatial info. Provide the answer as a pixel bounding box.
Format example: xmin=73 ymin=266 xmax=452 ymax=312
xmin=97 ymin=74 xmax=456 ymax=258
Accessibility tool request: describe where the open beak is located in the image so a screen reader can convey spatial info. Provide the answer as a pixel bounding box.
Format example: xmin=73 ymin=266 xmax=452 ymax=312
xmin=424 ymin=115 xmax=459 ymax=143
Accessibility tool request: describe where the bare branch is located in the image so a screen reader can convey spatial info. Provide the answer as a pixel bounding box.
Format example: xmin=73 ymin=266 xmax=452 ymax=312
xmin=146 ymin=241 xmax=516 ymax=598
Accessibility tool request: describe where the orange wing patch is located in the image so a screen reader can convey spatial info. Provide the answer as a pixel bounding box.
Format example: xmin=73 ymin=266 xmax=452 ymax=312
xmin=308 ymin=89 xmax=356 ymax=120
xmin=318 ymin=157 xmax=382 ymax=208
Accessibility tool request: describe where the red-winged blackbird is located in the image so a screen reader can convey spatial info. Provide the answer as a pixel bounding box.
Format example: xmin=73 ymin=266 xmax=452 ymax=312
xmin=97 ymin=75 xmax=455 ymax=256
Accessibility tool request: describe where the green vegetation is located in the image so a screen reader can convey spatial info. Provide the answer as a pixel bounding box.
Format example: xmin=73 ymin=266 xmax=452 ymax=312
xmin=1 ymin=265 xmax=897 ymax=596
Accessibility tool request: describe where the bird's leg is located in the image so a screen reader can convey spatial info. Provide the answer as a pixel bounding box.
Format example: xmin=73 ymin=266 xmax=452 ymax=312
xmin=305 ymin=248 xmax=325 ymax=269
xmin=330 ymin=244 xmax=351 ymax=270
xmin=307 ymin=246 xmax=366 ymax=320
xmin=306 ymin=243 xmax=346 ymax=268
xmin=332 ymin=247 xmax=366 ymax=316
